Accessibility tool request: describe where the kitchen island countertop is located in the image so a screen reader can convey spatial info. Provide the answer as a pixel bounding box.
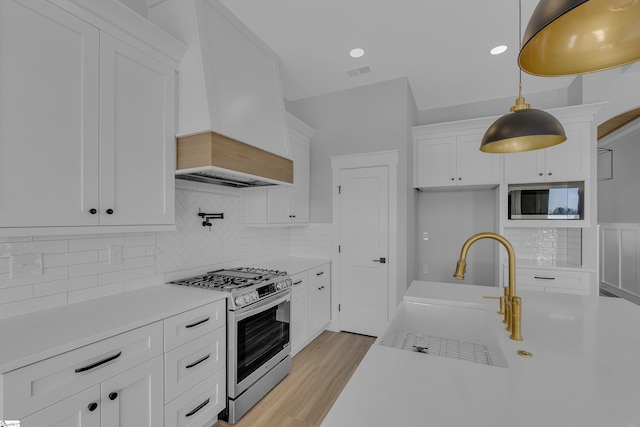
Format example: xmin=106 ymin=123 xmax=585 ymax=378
xmin=321 ymin=281 xmax=640 ymax=427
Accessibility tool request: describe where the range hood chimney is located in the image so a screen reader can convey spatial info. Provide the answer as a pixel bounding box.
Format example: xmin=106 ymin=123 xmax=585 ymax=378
xmin=176 ymin=131 xmax=293 ymax=188
xmin=148 ymin=1 xmax=294 ymax=188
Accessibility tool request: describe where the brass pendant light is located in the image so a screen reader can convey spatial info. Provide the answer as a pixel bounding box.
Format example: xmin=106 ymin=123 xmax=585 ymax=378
xmin=519 ymin=0 xmax=640 ymax=76
xmin=480 ymin=0 xmax=567 ymax=153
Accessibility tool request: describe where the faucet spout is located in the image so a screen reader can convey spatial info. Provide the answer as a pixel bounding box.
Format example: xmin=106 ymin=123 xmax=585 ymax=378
xmin=453 ymin=232 xmax=522 ymax=341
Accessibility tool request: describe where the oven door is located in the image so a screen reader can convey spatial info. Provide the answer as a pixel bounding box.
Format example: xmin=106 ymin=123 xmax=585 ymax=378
xmin=228 ymin=291 xmax=291 ymax=398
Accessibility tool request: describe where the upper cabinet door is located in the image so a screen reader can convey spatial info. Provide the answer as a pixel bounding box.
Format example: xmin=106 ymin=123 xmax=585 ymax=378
xmin=542 ymin=125 xmax=587 ymax=182
xmin=455 ymin=134 xmax=503 ymax=186
xmin=99 ymin=33 xmax=176 ymax=226
xmin=287 ymin=134 xmax=310 ymax=223
xmin=504 ymin=123 xmax=587 ymax=183
xmin=0 ymin=0 xmax=100 ymax=228
xmin=414 ymin=137 xmax=457 ymax=188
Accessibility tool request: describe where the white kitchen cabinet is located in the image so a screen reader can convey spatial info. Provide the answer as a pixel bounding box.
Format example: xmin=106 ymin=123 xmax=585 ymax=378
xmin=289 ymin=262 xmax=331 ymax=356
xmin=2 ymin=321 xmax=164 ymax=424
xmin=0 ymin=0 xmax=100 ymax=228
xmin=0 ymin=288 xmax=227 ymax=427
xmin=100 ymin=356 xmax=164 ymax=427
xmin=504 ymin=124 xmax=588 ymax=184
xmin=163 ymin=300 xmax=227 ymax=427
xmin=308 ymin=264 xmax=331 ymax=338
xmin=243 ymin=113 xmax=313 ymax=225
xmin=0 ymin=0 xmax=183 ymax=235
xmin=98 ymin=34 xmax=176 ymax=226
xmin=504 ymin=265 xmax=591 ymax=295
xmin=148 ymin=0 xmax=290 ymax=158
xmin=414 ymin=133 xmax=503 ymax=189
xmin=21 ymin=385 xmax=101 ymax=427
xmin=290 ymin=272 xmax=309 ymax=355
xmin=9 ymin=350 xmax=169 ymax=427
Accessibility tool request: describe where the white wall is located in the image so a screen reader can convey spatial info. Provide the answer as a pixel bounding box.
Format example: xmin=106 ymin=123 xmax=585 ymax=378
xmin=417 ymin=189 xmax=497 ymax=286
xmin=287 ymin=78 xmax=413 ymax=223
xmin=584 ymin=66 xmax=640 ymax=125
xmin=598 ymin=127 xmax=640 ymax=223
xmin=287 ymin=77 xmax=418 ymax=295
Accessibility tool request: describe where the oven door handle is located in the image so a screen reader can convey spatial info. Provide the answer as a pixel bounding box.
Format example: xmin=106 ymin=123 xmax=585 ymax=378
xmin=234 ymin=291 xmax=291 ymax=321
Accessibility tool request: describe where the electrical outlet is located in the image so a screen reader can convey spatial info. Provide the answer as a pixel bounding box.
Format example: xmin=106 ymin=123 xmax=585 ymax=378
xmin=109 ymin=245 xmax=123 ymax=265
xmin=423 ymin=264 xmax=429 ymax=274
xmin=10 ymin=253 xmax=43 ymax=279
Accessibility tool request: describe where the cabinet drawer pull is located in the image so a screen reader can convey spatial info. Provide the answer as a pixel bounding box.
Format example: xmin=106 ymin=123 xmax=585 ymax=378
xmin=186 ymin=354 xmax=210 ymax=369
xmin=293 ymin=280 xmax=303 ymax=285
xmin=75 ymin=351 xmax=122 ymax=373
xmin=185 ymin=398 xmax=210 ymax=417
xmin=185 ymin=317 xmax=210 ymax=329
xmin=88 ymin=402 xmax=98 ymax=412
xmin=534 ymin=276 xmax=555 ymax=280
xmin=316 ymin=271 xmax=324 ymax=276
xmin=108 ymin=392 xmax=118 ymax=400
xmin=89 ymin=208 xmax=97 ymax=215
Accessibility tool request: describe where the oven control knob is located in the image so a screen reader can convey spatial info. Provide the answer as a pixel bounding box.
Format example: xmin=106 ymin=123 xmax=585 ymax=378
xmin=252 ymin=291 xmax=259 ymax=301
xmin=235 ymin=296 xmax=243 ymax=306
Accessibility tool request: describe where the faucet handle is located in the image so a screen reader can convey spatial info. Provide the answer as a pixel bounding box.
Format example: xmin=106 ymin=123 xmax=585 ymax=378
xmin=483 ymin=295 xmax=506 ymax=315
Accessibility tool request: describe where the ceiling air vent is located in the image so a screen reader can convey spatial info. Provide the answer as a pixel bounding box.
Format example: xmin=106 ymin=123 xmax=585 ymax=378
xmin=347 ymin=65 xmax=371 ymax=77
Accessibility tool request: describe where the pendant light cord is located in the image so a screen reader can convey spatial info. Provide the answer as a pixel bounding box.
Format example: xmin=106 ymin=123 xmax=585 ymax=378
xmin=518 ymin=0 xmax=522 ymax=89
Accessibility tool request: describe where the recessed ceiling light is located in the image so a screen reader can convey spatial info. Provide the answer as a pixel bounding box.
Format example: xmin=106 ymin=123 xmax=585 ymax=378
xmin=350 ymin=48 xmax=365 ymax=58
xmin=490 ymin=45 xmax=508 ymax=55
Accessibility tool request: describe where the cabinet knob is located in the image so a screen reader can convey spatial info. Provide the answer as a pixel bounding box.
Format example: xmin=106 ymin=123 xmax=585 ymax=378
xmin=88 ymin=402 xmax=98 ymax=412
xmin=539 ymin=173 xmax=543 ymax=176
xmin=106 ymin=209 xmax=114 ymax=215
xmin=458 ymin=177 xmax=462 ymax=180
xmin=548 ymin=172 xmax=552 ymax=176
xmin=109 ymin=392 xmax=118 ymax=400
xmin=89 ymin=208 xmax=97 ymax=215
xmin=450 ymin=178 xmax=455 ymax=181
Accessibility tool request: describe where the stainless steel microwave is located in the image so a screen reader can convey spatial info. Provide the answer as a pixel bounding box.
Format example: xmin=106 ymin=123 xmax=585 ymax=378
xmin=508 ymin=182 xmax=584 ymax=220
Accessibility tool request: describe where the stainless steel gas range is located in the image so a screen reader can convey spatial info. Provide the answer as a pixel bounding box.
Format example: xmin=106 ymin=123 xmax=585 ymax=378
xmin=171 ymin=267 xmax=292 ymax=424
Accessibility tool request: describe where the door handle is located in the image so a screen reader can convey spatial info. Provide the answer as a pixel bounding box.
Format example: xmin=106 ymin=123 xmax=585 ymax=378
xmin=372 ymin=257 xmax=386 ymax=264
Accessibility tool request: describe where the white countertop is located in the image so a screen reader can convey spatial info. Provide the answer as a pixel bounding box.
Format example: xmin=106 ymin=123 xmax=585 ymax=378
xmin=0 ymin=284 xmax=226 ymax=373
xmin=252 ymin=256 xmax=331 ymax=275
xmin=322 ymin=281 xmax=640 ymax=427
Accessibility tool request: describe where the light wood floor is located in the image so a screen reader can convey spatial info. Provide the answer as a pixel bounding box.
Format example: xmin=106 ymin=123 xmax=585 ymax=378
xmin=214 ymin=331 xmax=376 ymax=427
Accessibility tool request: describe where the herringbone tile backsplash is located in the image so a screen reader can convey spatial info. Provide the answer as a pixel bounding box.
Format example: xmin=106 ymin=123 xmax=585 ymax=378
xmin=156 ymin=187 xmax=243 ymax=274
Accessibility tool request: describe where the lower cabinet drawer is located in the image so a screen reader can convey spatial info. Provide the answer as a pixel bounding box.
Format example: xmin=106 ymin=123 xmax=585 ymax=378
xmin=164 ymin=299 xmax=226 ymax=352
xmin=165 ymin=327 xmax=226 ymax=403
xmin=505 ymin=266 xmax=591 ymax=295
xmin=2 ymin=321 xmax=163 ymax=420
xmin=165 ymin=369 xmax=226 ymax=427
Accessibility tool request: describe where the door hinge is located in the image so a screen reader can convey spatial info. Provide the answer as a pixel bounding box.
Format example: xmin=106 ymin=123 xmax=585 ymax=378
xmin=338 ymin=185 xmax=341 ymax=194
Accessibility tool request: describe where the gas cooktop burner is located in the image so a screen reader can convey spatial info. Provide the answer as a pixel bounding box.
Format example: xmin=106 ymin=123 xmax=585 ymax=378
xmin=169 ymin=267 xmax=292 ymax=309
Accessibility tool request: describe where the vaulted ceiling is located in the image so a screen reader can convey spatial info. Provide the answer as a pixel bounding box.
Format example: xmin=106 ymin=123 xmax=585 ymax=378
xmin=219 ymin=0 xmax=576 ymax=111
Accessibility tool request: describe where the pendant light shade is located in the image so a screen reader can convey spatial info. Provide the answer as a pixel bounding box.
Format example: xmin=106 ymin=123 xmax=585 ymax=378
xmin=480 ymin=85 xmax=567 ymax=153
xmin=519 ymin=0 xmax=640 ymax=76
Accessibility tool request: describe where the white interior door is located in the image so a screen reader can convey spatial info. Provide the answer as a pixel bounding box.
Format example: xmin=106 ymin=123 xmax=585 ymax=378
xmin=339 ymin=166 xmax=389 ymax=336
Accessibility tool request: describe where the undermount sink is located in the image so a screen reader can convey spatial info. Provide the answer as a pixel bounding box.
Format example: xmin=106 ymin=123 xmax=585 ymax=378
xmin=378 ymin=300 xmax=508 ymax=368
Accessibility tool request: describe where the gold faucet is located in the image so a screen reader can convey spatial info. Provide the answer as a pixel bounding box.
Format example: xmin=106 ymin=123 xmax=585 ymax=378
xmin=453 ymin=232 xmax=522 ymax=341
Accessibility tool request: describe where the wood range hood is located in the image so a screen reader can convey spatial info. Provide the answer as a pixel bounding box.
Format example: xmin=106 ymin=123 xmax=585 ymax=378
xmin=176 ymin=131 xmax=294 ymax=188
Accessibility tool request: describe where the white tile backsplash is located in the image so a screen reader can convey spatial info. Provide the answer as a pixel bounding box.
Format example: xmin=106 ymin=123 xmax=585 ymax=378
xmin=503 ymin=227 xmax=582 ymax=266
xmin=0 ymin=185 xmax=335 ymax=319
